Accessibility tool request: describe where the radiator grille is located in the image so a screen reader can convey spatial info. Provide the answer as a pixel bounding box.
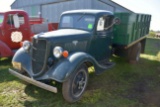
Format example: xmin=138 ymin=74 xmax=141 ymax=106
xmin=32 ymin=38 xmax=47 ymax=74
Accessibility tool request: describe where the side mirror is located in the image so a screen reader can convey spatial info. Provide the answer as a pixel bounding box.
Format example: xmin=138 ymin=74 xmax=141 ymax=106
xmin=113 ymin=17 xmax=120 ymax=25
xmin=13 ymin=14 xmax=20 ymax=28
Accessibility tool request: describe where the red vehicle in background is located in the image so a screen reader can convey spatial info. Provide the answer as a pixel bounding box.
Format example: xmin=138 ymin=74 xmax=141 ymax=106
xmin=0 ymin=10 xmax=58 ymax=58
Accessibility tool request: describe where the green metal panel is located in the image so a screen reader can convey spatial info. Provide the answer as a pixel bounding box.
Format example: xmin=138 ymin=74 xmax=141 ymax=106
xmin=113 ymin=13 xmax=151 ymax=45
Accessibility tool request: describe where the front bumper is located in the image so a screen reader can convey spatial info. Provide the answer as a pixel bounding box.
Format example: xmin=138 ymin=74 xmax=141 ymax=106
xmin=9 ymin=68 xmax=58 ymax=93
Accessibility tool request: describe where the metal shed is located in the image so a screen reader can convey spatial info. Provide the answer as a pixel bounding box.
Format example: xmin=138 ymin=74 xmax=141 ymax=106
xmin=11 ymin=0 xmax=133 ymax=23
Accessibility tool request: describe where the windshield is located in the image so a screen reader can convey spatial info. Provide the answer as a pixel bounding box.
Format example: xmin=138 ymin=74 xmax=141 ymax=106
xmin=59 ymin=14 xmax=95 ymax=31
xmin=0 ymin=14 xmax=4 ymax=24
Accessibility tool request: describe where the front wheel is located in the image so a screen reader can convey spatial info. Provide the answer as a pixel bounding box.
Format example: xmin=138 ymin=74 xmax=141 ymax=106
xmin=62 ymin=64 xmax=88 ymax=103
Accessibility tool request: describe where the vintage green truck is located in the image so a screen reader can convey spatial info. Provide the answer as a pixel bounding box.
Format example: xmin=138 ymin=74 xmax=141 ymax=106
xmin=9 ymin=9 xmax=151 ymax=102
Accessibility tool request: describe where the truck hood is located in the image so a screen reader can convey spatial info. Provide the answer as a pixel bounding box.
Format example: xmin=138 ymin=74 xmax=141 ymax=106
xmin=34 ymin=29 xmax=91 ymax=42
xmin=33 ymin=29 xmax=91 ymax=55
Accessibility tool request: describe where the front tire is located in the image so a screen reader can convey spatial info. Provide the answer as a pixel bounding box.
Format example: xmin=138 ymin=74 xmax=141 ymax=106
xmin=62 ymin=64 xmax=88 ymax=103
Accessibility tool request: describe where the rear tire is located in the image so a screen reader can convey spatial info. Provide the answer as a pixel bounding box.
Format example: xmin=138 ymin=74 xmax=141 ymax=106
xmin=62 ymin=64 xmax=88 ymax=103
xmin=128 ymin=42 xmax=141 ymax=63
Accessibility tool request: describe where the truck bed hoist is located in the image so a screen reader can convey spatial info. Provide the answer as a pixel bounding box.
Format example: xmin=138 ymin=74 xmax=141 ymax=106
xmin=9 ymin=9 xmax=151 ymax=102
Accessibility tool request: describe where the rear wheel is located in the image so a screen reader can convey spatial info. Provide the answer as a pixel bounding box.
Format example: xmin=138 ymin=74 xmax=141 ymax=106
xmin=62 ymin=64 xmax=88 ymax=103
xmin=128 ymin=42 xmax=141 ymax=63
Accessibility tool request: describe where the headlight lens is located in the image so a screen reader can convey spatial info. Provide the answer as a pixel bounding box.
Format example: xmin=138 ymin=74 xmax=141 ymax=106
xmin=53 ymin=46 xmax=63 ymax=58
xmin=23 ymin=40 xmax=31 ymax=51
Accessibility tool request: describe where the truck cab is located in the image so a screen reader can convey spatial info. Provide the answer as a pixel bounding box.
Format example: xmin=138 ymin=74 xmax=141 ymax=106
xmin=9 ymin=10 xmax=119 ymax=102
xmin=0 ymin=10 xmax=58 ymax=58
xmin=0 ymin=10 xmax=32 ymax=57
xmin=59 ymin=10 xmax=114 ymax=61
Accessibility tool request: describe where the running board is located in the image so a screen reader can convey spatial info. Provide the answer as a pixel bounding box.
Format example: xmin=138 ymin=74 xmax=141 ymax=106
xmin=96 ymin=61 xmax=115 ymax=75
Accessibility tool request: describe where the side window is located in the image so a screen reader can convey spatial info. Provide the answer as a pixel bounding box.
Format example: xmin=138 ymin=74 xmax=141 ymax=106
xmin=97 ymin=17 xmax=105 ymax=31
xmin=7 ymin=14 xmax=25 ymax=26
xmin=61 ymin=16 xmax=73 ymax=27
xmin=97 ymin=15 xmax=113 ymax=31
xmin=18 ymin=15 xmax=25 ymax=25
xmin=104 ymin=16 xmax=113 ymax=31
xmin=0 ymin=15 xmax=4 ymax=24
xmin=7 ymin=14 xmax=14 ymax=25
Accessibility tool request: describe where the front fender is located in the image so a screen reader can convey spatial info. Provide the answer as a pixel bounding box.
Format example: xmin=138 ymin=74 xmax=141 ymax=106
xmin=0 ymin=40 xmax=13 ymax=57
xmin=39 ymin=52 xmax=97 ymax=82
xmin=12 ymin=47 xmax=32 ymax=76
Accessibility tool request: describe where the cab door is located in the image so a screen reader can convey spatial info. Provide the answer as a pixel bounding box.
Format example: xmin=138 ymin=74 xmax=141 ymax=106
xmin=4 ymin=13 xmax=31 ymax=49
xmin=89 ymin=15 xmax=114 ymax=61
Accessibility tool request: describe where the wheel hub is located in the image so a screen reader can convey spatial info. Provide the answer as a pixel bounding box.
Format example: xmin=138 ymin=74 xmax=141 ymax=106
xmin=78 ymin=78 xmax=85 ymax=89
xmin=72 ymin=71 xmax=87 ymax=97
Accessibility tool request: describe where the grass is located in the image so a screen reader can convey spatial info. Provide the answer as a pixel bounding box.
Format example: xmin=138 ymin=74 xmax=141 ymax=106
xmin=0 ymin=53 xmax=160 ymax=107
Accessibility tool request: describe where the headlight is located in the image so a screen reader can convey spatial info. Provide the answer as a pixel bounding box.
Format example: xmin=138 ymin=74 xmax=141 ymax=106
xmin=23 ymin=40 xmax=31 ymax=51
xmin=53 ymin=46 xmax=63 ymax=58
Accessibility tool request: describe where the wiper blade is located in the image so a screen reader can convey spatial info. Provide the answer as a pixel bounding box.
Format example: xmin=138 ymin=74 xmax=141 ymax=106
xmin=77 ymin=13 xmax=85 ymax=22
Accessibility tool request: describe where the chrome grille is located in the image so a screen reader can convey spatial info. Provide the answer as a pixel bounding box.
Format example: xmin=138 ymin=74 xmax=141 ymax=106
xmin=32 ymin=38 xmax=47 ymax=74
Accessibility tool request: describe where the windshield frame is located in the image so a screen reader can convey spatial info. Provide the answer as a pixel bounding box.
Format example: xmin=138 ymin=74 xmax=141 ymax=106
xmin=59 ymin=13 xmax=96 ymax=32
xmin=0 ymin=13 xmax=4 ymax=25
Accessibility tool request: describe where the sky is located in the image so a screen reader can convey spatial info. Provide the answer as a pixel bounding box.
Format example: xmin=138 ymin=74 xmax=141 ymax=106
xmin=112 ymin=0 xmax=160 ymax=31
xmin=0 ymin=0 xmax=15 ymax=11
xmin=0 ymin=0 xmax=159 ymax=31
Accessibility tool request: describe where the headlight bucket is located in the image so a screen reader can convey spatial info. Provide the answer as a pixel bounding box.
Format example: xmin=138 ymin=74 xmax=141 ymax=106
xmin=23 ymin=40 xmax=31 ymax=51
xmin=53 ymin=46 xmax=63 ymax=58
